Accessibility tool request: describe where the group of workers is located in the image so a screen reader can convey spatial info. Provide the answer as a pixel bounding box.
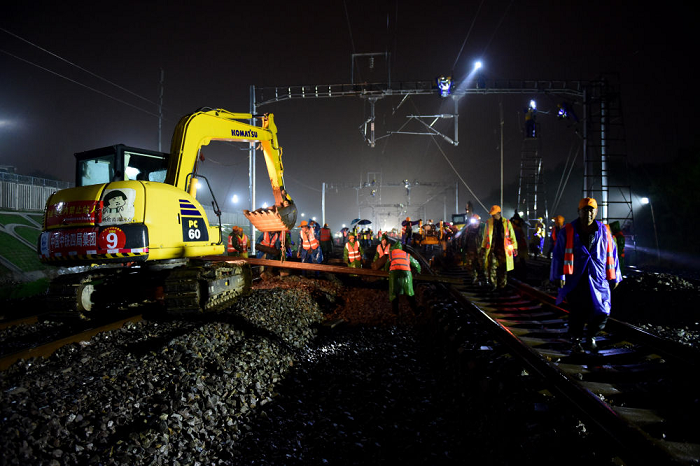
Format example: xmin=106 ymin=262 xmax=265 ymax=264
xmin=456 ymin=198 xmax=624 ymax=354
xmin=226 ymin=195 xmax=624 ymax=353
xmin=226 ymin=219 xmax=421 ymax=314
xmin=456 ymin=205 xmax=519 ymax=291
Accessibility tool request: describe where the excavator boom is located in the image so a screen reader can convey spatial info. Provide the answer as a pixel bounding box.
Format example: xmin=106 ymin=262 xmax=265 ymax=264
xmin=168 ymin=108 xmax=296 ymax=231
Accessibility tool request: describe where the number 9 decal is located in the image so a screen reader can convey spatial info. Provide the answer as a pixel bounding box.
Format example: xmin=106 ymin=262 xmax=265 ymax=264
xmin=99 ymin=227 xmax=126 ymax=251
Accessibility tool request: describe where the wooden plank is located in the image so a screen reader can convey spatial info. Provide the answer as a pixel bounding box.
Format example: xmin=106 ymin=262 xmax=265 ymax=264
xmin=201 ymin=256 xmax=462 ymax=284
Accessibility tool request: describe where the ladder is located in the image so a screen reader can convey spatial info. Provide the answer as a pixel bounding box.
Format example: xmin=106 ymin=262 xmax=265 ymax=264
xmin=583 ymin=74 xmax=634 ymax=234
xmin=517 ymin=135 xmax=548 ymax=224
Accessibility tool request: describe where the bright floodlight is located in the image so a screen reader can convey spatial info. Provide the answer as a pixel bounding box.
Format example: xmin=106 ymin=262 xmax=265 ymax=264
xmin=640 ymin=197 xmax=650 ymax=205
xmin=232 ymin=194 xmax=239 ymax=203
xmin=529 ymin=100 xmax=537 ymax=110
xmin=474 ymin=61 xmax=482 ymax=70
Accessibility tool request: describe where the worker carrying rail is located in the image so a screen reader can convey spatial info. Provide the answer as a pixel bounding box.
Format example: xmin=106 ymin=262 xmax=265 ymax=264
xmin=550 ymin=197 xmax=622 ymax=353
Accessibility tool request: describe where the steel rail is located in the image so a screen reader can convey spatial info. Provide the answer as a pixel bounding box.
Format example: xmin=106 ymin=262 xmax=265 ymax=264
xmin=0 ymin=314 xmax=142 ymax=371
xmin=439 ymin=268 xmax=699 ymax=466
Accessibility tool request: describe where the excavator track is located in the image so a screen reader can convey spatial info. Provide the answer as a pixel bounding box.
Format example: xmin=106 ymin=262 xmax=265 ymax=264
xmin=46 ymin=261 xmax=251 ymax=316
xmin=46 ymin=268 xmax=133 ymax=316
xmin=162 ymin=261 xmax=252 ymax=314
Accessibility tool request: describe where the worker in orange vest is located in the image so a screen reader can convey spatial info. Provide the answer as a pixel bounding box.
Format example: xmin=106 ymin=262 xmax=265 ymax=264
xmin=297 ymin=220 xmax=322 ymax=265
xmin=551 ymin=198 xmax=622 ymax=353
xmin=343 ymin=232 xmax=363 ymax=269
xmin=227 ymin=226 xmax=249 ymax=258
xmin=319 ymin=223 xmax=333 ymax=263
xmin=372 ymin=234 xmax=391 ymax=270
xmin=384 ymin=241 xmax=421 ymax=314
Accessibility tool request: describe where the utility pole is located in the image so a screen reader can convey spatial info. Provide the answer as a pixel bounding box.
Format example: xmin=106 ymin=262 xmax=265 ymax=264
xmin=158 ymin=69 xmax=164 ymax=152
xmin=249 ymin=85 xmax=257 ymax=254
xmin=322 ymin=182 xmax=326 ymax=226
xmin=500 ymin=99 xmax=504 ymax=208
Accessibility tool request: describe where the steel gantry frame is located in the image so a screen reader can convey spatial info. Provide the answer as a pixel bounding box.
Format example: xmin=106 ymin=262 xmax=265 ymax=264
xmin=248 ymin=76 xmax=633 ymax=234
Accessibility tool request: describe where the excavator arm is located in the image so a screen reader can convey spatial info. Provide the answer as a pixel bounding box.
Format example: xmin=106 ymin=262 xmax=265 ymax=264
xmin=166 ymin=108 xmax=297 ymax=231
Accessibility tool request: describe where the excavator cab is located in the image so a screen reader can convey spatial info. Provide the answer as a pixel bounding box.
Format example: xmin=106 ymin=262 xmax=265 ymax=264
xmin=76 ymin=145 xmax=170 ymax=186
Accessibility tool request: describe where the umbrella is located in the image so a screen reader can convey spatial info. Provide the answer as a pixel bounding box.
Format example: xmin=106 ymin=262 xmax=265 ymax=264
xmin=357 ymin=219 xmax=372 ymax=225
xmin=350 ymin=218 xmax=361 ymax=225
xmin=401 ymin=218 xmax=422 ymax=226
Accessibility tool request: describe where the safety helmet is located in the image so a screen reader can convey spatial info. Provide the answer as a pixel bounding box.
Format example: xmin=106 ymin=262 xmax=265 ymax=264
xmin=299 ymin=220 xmax=308 ymax=227
xmin=578 ymin=197 xmax=598 ymax=210
xmin=489 ymin=205 xmax=501 ymax=215
xmin=472 ymin=214 xmax=481 ymax=221
xmin=406 ymin=217 xmax=411 ymax=221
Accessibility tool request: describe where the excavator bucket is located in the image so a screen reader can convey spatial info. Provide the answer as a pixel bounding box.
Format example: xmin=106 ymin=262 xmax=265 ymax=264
xmin=244 ymin=203 xmax=298 ymax=232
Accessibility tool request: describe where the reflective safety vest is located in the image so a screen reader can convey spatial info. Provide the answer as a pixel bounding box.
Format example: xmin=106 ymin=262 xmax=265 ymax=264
xmin=345 ymin=241 xmax=361 ymax=262
xmin=483 ymin=218 xmax=514 ymax=256
xmin=376 ymin=243 xmax=390 ymax=257
xmin=389 ymin=249 xmax=411 ymax=271
xmin=228 ymin=233 xmax=248 ymax=252
xmin=320 ymin=228 xmax=332 ymax=242
xmin=301 ymin=229 xmax=319 ymax=250
xmin=563 ymin=223 xmax=616 ymax=280
xmin=260 ymin=232 xmax=279 ymax=247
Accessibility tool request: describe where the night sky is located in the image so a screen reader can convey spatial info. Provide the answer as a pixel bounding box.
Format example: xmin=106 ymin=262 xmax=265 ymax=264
xmin=1 ymin=1 xmax=697 ymax=232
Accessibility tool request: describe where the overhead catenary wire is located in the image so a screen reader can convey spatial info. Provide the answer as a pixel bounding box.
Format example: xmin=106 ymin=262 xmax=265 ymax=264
xmin=478 ymin=0 xmax=514 ymax=58
xmin=0 ymin=27 xmax=174 ymax=120
xmin=405 ymin=99 xmax=487 ymax=213
xmin=0 ymin=48 xmax=162 ymax=119
xmin=1 ymin=27 xmax=162 ymax=108
xmin=343 ymin=0 xmax=362 ymax=84
xmin=451 ymin=0 xmax=485 ymax=76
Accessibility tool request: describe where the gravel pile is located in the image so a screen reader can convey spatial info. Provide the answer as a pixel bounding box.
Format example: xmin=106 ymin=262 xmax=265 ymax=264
xmin=1 ymin=287 xmax=323 ymax=465
xmin=621 ymin=271 xmax=700 ymax=292
xmin=2 ymin=269 xmax=695 ymax=465
xmin=612 ymin=271 xmax=700 ymax=348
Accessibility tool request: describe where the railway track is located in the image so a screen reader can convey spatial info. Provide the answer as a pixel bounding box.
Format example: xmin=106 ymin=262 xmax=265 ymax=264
xmin=440 ymin=264 xmax=700 ymax=466
xmin=0 ymin=313 xmax=143 ymax=371
xmin=2 ymin=247 xmax=699 ymax=464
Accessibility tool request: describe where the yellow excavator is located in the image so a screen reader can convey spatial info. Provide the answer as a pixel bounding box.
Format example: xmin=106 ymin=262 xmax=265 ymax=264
xmin=38 ymin=108 xmax=296 ymax=314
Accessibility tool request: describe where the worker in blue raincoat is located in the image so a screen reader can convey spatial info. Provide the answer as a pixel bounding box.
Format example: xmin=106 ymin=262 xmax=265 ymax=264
xmin=551 ymin=198 xmax=622 ymax=353
xmin=384 ymin=241 xmax=421 ymax=314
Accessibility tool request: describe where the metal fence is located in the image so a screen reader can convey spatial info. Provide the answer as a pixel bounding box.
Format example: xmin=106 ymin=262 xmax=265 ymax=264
xmin=0 ymin=174 xmax=251 ymax=237
xmin=0 ymin=173 xmax=72 ymax=211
